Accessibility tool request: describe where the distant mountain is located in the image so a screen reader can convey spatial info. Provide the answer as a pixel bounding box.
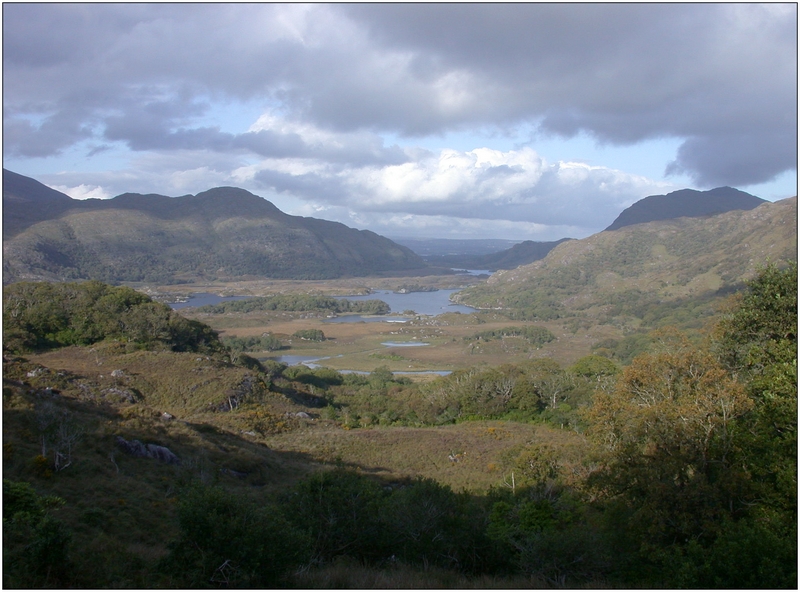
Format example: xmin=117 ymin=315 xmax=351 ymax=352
xmin=459 ymin=197 xmax=797 ymax=319
xmin=605 ymin=186 xmax=765 ymax=231
xmin=392 ymin=237 xmax=523 ymax=258
xmin=2 ymin=170 xmax=429 ymax=284
xmin=422 ymin=239 xmax=571 ymax=271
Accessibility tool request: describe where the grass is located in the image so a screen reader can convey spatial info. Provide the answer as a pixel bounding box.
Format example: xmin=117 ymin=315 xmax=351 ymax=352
xmin=262 ymin=420 xmax=589 ymax=493
xmin=3 ymin=341 xmax=593 ymax=587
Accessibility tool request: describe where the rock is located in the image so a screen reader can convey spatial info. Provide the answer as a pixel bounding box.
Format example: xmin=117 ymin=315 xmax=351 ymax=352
xmin=110 ymin=369 xmax=125 ymax=378
xmin=102 ymin=388 xmax=137 ymax=403
xmin=115 ymin=436 xmax=180 ymax=465
xmin=161 ymin=412 xmax=174 ymax=421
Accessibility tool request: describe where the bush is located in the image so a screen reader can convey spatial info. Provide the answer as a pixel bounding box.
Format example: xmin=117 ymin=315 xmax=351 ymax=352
xmin=3 ymin=281 xmax=223 ymax=354
xmin=162 ymin=484 xmax=310 ymax=587
xmin=3 ymin=480 xmax=72 ymax=588
xmin=293 ymin=329 xmax=326 ymax=341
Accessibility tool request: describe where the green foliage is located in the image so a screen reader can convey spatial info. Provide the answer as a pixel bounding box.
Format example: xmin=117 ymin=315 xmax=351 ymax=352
xmin=293 ymin=328 xmax=326 ymax=341
xmin=666 ymin=512 xmax=797 ymax=589
xmin=162 ymin=483 xmax=310 ymax=587
xmin=283 ymin=470 xmax=497 ymax=573
xmin=3 ymin=480 xmax=72 ymax=588
xmin=196 ymin=294 xmax=390 ymax=315
xmin=3 ymin=281 xmax=223 ymax=354
xmin=569 ymin=355 xmax=619 ymax=377
xmin=583 ymin=263 xmax=799 ymax=587
xmin=591 ymin=332 xmax=653 ymax=365
xmin=466 ymin=325 xmax=555 ymax=347
xmin=283 ymin=469 xmax=385 ymax=563
xmin=585 ymin=331 xmax=754 ymax=549
xmin=713 ymin=262 xmax=797 ymax=520
xmin=222 ymin=333 xmax=285 ymax=352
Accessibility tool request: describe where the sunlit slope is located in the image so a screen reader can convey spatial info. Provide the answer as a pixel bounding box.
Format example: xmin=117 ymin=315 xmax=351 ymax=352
xmin=458 ymin=197 xmax=797 ymax=317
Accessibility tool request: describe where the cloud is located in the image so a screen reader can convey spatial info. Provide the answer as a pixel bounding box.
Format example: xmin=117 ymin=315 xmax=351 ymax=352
xmin=3 ymin=3 xmax=795 ymax=221
xmin=247 ymin=146 xmax=676 ymax=229
xmin=49 ymin=184 xmax=112 ymax=200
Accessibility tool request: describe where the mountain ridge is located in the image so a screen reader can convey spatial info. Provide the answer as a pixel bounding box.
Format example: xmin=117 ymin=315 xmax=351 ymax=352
xmin=2 ymin=170 xmax=430 ymax=283
xmin=459 ymin=197 xmax=797 ymax=319
xmin=605 ymin=186 xmax=765 ymax=231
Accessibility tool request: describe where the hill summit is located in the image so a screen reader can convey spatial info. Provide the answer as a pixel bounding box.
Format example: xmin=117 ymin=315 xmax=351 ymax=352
xmin=2 ymin=169 xmax=428 ymax=283
xmin=605 ymin=186 xmax=765 ymax=231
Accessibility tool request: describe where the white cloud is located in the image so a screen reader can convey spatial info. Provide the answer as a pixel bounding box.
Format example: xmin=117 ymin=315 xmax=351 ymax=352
xmin=344 ymin=147 xmax=546 ymax=205
xmin=48 ymin=184 xmax=112 ymax=200
xmin=248 ymin=144 xmax=677 ymax=231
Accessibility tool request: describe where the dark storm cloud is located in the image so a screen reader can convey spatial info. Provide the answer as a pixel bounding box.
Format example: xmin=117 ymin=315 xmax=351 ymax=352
xmin=3 ymin=3 xmax=796 ymax=191
xmin=343 ymin=3 xmax=796 ymax=186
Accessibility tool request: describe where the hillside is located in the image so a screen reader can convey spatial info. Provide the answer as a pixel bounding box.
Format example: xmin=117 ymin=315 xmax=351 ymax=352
xmin=2 ymin=170 xmax=429 ymax=283
xmin=422 ymin=239 xmax=571 ymax=270
xmin=459 ymin=197 xmax=797 ymax=322
xmin=605 ymin=186 xmax=765 ymax=230
xmin=3 ymin=268 xmax=795 ymax=589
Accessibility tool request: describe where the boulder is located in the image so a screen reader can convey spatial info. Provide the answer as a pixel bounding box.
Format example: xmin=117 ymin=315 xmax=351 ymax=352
xmin=115 ymin=436 xmax=180 ymax=464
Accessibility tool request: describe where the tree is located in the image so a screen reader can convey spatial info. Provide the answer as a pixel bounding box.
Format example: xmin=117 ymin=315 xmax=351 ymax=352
xmin=712 ymin=262 xmax=797 ymax=518
xmin=163 ymin=484 xmax=309 ymax=587
xmin=584 ymin=330 xmax=753 ymax=550
xmin=3 ymin=480 xmax=72 ymax=588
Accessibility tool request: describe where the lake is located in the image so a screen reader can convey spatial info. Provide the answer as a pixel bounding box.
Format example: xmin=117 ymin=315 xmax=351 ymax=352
xmin=169 ymin=293 xmax=250 ymax=309
xmin=335 ymin=289 xmax=476 ymax=316
xmin=168 ymin=287 xmax=477 ymax=317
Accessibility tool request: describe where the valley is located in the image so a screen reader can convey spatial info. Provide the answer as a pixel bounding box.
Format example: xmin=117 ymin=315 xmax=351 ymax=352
xmin=3 ymin=171 xmax=796 ymax=588
xmin=147 ymin=274 xmax=621 ymax=373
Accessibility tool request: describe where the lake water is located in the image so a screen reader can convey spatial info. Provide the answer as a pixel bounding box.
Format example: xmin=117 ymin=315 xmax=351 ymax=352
xmin=335 ymin=289 xmax=476 ymax=316
xmin=169 ymin=293 xmax=250 ymax=309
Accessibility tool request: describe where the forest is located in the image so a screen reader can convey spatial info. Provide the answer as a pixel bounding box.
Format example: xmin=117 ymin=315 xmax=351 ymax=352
xmin=2 ymin=264 xmax=796 ymax=588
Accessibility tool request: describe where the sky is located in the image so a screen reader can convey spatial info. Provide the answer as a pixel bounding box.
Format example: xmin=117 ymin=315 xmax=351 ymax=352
xmin=3 ymin=3 xmax=797 ymax=241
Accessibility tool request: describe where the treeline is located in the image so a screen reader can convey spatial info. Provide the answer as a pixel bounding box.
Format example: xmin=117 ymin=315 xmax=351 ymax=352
xmin=298 ymin=356 xmax=616 ymax=429
xmin=3 ymin=281 xmax=222 ymax=354
xmin=466 ymin=325 xmax=555 ymax=347
xmin=196 ymin=294 xmax=390 ymax=315
xmin=221 ymin=334 xmax=285 ymax=352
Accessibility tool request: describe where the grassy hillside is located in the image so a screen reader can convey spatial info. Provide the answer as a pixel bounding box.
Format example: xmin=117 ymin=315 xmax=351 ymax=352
xmin=2 ymin=172 xmax=430 ymax=283
xmin=459 ymin=197 xmax=797 ymax=325
xmin=423 ymin=239 xmax=570 ymax=271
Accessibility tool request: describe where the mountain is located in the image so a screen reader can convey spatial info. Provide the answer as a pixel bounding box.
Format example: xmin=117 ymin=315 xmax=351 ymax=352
xmin=421 ymin=239 xmax=571 ymax=271
xmin=2 ymin=170 xmax=429 ymax=283
xmin=459 ymin=197 xmax=797 ymax=321
xmin=391 ymin=238 xmax=523 ymax=257
xmin=605 ymin=186 xmax=766 ymax=231
xmin=2 ymin=169 xmax=77 ymax=237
